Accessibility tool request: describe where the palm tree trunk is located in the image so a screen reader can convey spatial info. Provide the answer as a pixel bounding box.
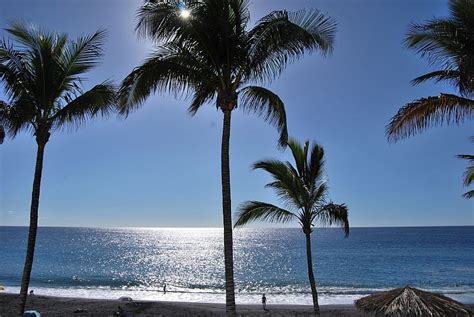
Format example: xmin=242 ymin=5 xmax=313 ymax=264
xmin=221 ymin=109 xmax=236 ymax=315
xmin=18 ymin=140 xmax=47 ymax=315
xmin=305 ymin=233 xmax=320 ymax=315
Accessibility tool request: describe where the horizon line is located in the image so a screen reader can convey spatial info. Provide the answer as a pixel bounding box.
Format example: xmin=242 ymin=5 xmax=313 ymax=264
xmin=1 ymin=225 xmax=473 ymax=229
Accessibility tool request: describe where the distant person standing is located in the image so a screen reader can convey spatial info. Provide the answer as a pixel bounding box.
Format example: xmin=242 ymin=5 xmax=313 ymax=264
xmin=262 ymin=293 xmax=267 ymax=311
xmin=163 ymin=283 xmax=167 ymax=294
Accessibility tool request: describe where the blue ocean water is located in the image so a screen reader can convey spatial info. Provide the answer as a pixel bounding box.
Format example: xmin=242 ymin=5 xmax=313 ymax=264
xmin=0 ymin=226 xmax=473 ymax=305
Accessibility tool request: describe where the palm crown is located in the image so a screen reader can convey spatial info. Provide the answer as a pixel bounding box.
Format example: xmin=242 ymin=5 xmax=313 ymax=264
xmin=0 ymin=23 xmax=115 ymax=143
xmin=235 ymin=138 xmax=349 ymax=236
xmin=386 ymin=0 xmax=474 ymax=142
xmin=118 ymin=0 xmax=336 ymax=145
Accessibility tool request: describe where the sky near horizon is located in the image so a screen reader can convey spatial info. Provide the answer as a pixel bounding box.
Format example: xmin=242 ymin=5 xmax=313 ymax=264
xmin=0 ymin=0 xmax=472 ymax=228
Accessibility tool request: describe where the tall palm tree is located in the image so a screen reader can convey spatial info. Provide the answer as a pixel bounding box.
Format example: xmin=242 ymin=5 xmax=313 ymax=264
xmin=387 ymin=0 xmax=474 ymax=142
xmin=458 ymin=137 xmax=474 ymax=198
xmin=0 ymin=23 xmax=116 ymax=314
xmin=234 ymin=139 xmax=349 ymax=316
xmin=118 ymin=0 xmax=336 ymax=313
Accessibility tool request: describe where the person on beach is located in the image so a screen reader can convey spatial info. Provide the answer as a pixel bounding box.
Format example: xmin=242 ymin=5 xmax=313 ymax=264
xmin=163 ymin=283 xmax=167 ymax=294
xmin=262 ymin=293 xmax=267 ymax=311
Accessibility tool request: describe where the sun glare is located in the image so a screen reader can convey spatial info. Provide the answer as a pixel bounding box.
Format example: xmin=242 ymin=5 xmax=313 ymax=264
xmin=180 ymin=8 xmax=191 ymax=19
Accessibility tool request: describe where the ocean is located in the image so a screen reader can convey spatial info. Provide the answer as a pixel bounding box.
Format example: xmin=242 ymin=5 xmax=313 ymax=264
xmin=0 ymin=226 xmax=473 ymax=305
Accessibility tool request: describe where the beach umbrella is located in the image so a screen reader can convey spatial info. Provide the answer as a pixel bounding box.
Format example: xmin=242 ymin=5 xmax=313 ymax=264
xmin=355 ymin=286 xmax=472 ymax=317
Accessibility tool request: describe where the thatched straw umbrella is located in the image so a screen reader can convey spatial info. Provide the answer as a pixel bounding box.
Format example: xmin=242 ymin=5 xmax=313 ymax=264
xmin=355 ymin=286 xmax=472 ymax=317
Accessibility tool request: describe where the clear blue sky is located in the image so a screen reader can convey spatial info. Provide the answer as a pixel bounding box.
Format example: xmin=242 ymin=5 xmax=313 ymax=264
xmin=0 ymin=0 xmax=472 ymax=227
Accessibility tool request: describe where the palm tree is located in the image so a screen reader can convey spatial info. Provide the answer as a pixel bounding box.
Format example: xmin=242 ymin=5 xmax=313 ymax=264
xmin=387 ymin=0 xmax=474 ymax=142
xmin=0 ymin=23 xmax=116 ymax=314
xmin=118 ymin=0 xmax=336 ymax=313
xmin=458 ymin=137 xmax=474 ymax=198
xmin=234 ymin=139 xmax=349 ymax=315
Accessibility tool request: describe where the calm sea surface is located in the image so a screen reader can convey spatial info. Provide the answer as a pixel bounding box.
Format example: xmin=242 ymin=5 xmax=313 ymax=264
xmin=0 ymin=226 xmax=473 ymax=305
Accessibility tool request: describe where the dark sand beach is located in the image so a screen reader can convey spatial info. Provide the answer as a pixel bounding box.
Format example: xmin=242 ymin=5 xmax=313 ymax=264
xmin=2 ymin=293 xmax=474 ymax=316
xmin=0 ymin=293 xmax=366 ymax=316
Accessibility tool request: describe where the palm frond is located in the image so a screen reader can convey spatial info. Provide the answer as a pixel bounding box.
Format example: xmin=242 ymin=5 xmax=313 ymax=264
xmin=187 ymin=83 xmax=217 ymax=115
xmin=135 ymin=1 xmax=194 ymax=42
xmin=411 ymin=70 xmax=460 ymax=86
xmin=239 ymin=86 xmax=287 ymax=146
xmin=118 ymin=53 xmax=202 ymax=115
xmin=0 ymin=97 xmax=35 ymax=137
xmin=61 ymin=29 xmax=105 ymax=75
xmin=307 ymin=142 xmax=325 ymax=189
xmin=386 ymin=93 xmax=474 ymax=142
xmin=0 ymin=100 xmax=9 ymax=144
xmin=0 ymin=41 xmax=33 ymax=101
xmin=4 ymin=22 xmax=44 ymax=49
xmin=463 ymin=190 xmax=474 ymax=199
xmin=247 ymin=9 xmax=336 ymax=83
xmin=463 ymin=165 xmax=474 ymax=186
xmin=50 ymin=82 xmax=116 ymax=131
xmin=118 ymin=41 xmax=220 ymax=116
xmin=405 ymin=19 xmax=461 ymax=69
xmin=457 ymin=152 xmax=474 ymax=199
xmin=308 ymin=183 xmax=328 ymax=212
xmin=314 ymin=203 xmax=349 ymax=237
xmin=457 ymin=153 xmax=474 ymax=161
xmin=234 ymin=201 xmax=295 ymax=227
xmin=54 ymin=30 xmax=107 ymax=101
xmin=229 ymin=0 xmax=250 ymax=39
xmin=253 ymin=159 xmax=295 ymax=181
xmin=286 ymin=138 xmax=308 ymax=179
xmin=253 ymin=159 xmax=307 ymax=209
